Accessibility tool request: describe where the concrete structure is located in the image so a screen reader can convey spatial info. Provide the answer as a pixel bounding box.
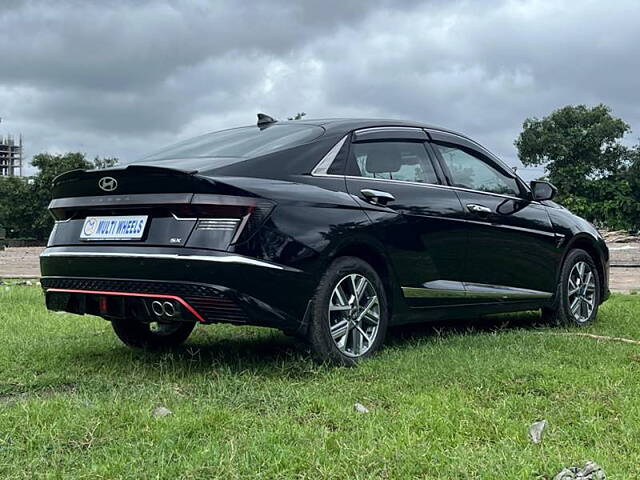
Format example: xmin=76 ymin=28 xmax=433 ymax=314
xmin=0 ymin=134 xmax=22 ymax=176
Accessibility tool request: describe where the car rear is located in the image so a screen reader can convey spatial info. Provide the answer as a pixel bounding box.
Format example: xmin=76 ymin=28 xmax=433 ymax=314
xmin=41 ymin=123 xmax=327 ymax=332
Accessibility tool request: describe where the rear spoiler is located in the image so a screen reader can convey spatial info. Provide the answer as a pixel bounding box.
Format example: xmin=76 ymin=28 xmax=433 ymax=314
xmin=52 ymin=164 xmax=198 ymax=185
xmin=50 ymin=165 xmax=255 ymax=200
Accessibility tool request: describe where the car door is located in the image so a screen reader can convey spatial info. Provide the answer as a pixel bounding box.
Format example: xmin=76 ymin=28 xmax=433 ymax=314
xmin=428 ymin=130 xmax=558 ymax=301
xmin=342 ymin=127 xmax=469 ymax=307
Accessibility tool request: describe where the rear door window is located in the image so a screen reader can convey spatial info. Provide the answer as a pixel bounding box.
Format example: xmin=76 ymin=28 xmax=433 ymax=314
xmin=348 ymin=141 xmax=439 ymax=184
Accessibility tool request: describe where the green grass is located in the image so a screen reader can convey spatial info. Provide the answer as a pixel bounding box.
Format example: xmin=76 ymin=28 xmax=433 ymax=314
xmin=1 ymin=285 xmax=640 ymax=479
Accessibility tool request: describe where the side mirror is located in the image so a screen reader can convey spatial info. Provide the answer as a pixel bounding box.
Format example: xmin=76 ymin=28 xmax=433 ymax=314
xmin=530 ymin=181 xmax=557 ymax=201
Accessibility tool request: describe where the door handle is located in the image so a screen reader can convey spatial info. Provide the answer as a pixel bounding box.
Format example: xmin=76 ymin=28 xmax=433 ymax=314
xmin=466 ymin=203 xmax=492 ymax=214
xmin=360 ymin=189 xmax=395 ymax=206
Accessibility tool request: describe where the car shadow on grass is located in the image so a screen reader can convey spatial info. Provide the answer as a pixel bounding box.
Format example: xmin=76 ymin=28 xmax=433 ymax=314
xmin=385 ymin=310 xmax=551 ymax=345
xmin=72 ymin=327 xmax=319 ymax=378
xmin=69 ymin=311 xmax=552 ymax=378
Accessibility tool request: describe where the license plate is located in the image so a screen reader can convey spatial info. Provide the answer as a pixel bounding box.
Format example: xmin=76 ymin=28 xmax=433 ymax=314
xmin=80 ymin=215 xmax=148 ymax=241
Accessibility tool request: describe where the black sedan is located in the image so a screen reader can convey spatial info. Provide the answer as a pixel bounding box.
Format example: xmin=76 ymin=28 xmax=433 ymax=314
xmin=41 ymin=115 xmax=610 ymax=365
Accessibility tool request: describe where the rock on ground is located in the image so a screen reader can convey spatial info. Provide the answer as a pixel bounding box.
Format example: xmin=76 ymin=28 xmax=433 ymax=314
xmin=152 ymin=406 xmax=172 ymax=418
xmin=528 ymin=419 xmax=547 ymax=444
xmin=553 ymin=461 xmax=606 ymax=480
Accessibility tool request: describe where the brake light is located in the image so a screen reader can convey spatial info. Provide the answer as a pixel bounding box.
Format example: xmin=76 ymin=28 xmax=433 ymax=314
xmin=181 ymin=197 xmax=274 ymax=248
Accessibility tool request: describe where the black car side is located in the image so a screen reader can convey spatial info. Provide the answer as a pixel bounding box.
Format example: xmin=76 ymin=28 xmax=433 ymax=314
xmin=41 ymin=117 xmax=610 ymax=365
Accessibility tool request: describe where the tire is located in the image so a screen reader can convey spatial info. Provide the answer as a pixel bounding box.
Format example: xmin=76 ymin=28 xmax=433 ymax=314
xmin=111 ymin=319 xmax=196 ymax=349
xmin=541 ymin=249 xmax=601 ymax=326
xmin=307 ymin=256 xmax=389 ymax=366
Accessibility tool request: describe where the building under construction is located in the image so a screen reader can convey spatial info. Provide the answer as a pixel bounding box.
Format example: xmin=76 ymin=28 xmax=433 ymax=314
xmin=0 ymin=134 xmax=22 ymax=176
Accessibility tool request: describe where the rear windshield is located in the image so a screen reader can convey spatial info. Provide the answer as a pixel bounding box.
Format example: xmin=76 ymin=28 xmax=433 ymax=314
xmin=139 ymin=124 xmax=324 ymax=161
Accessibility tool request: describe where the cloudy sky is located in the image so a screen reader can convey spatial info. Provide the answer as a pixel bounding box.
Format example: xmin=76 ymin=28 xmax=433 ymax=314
xmin=1 ymin=0 xmax=639 ymax=178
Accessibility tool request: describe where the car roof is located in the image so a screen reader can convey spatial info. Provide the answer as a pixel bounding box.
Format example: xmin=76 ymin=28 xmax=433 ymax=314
xmin=270 ymin=118 xmax=474 ymax=141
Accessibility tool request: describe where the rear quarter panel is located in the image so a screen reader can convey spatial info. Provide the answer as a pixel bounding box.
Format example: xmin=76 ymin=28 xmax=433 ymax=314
xmin=226 ymin=175 xmax=404 ymax=320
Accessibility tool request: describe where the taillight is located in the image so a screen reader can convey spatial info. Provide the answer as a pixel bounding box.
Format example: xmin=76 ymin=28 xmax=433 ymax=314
xmin=181 ymin=197 xmax=274 ymax=249
xmin=196 ymin=218 xmax=242 ymax=231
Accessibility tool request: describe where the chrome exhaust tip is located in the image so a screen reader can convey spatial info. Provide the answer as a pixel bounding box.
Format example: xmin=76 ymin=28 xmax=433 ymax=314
xmin=151 ymin=300 xmax=164 ymax=316
xmin=162 ymin=301 xmax=176 ymax=317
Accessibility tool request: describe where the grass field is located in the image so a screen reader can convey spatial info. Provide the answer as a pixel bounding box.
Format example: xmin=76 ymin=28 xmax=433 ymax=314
xmin=1 ymin=285 xmax=639 ymax=479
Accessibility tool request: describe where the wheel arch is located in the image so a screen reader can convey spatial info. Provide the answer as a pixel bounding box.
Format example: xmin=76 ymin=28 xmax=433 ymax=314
xmin=328 ymin=239 xmax=406 ymax=321
xmin=562 ymin=234 xmax=607 ymax=300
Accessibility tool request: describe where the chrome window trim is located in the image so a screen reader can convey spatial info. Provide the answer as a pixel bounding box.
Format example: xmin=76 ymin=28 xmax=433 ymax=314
xmin=354 ymin=126 xmax=427 ymax=135
xmin=312 ymin=172 xmax=538 ymax=203
xmin=310 ymin=128 xmax=537 ymax=203
xmin=310 ymin=135 xmax=348 ymax=176
xmin=345 ymin=174 xmax=442 ymax=190
xmin=425 ymin=183 xmax=533 ymax=203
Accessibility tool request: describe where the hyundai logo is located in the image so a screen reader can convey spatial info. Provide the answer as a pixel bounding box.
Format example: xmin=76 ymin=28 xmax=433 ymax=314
xmin=98 ymin=177 xmax=118 ymax=192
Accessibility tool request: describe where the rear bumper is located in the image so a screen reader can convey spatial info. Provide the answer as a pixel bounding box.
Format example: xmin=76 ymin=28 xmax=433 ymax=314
xmin=40 ymin=246 xmax=314 ymax=330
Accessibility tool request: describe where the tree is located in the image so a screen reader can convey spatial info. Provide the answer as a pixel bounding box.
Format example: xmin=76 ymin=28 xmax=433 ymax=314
xmin=28 ymin=153 xmax=92 ymax=239
xmin=0 ymin=152 xmax=120 ymax=240
xmin=92 ymin=156 xmax=119 ymax=169
xmin=625 ymin=146 xmax=640 ymax=230
xmin=515 ymin=104 xmax=639 ymax=230
xmin=287 ymin=112 xmax=306 ymax=121
xmin=0 ymin=176 xmax=37 ymax=238
xmin=516 ymin=104 xmax=630 ymax=192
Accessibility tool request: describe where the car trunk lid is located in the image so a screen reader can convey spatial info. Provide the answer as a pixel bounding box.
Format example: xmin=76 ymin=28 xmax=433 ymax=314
xmin=48 ymin=165 xmax=274 ymax=250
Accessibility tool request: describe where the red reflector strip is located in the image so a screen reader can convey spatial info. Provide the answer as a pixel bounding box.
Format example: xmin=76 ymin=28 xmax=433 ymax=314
xmin=98 ymin=296 xmax=108 ymax=314
xmin=45 ymin=288 xmax=206 ymax=323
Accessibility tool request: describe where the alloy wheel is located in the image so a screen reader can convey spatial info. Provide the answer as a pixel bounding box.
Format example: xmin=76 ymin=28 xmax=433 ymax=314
xmin=567 ymin=261 xmax=596 ymax=323
xmin=328 ymin=273 xmax=380 ymax=357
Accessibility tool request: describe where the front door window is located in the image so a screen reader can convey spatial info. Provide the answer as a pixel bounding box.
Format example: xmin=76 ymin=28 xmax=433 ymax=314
xmin=434 ymin=144 xmax=519 ymax=196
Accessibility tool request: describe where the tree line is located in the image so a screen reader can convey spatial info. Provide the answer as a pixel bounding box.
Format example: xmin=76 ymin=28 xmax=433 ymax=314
xmin=0 ymin=153 xmax=117 ymax=240
xmin=0 ymin=104 xmax=638 ymax=241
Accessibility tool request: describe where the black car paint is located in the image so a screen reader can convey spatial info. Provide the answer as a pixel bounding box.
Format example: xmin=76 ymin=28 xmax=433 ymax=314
xmin=41 ymin=118 xmax=610 ymax=332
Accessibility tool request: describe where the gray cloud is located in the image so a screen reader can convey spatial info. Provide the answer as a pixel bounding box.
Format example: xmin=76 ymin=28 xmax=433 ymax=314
xmin=1 ymin=0 xmax=639 ymax=177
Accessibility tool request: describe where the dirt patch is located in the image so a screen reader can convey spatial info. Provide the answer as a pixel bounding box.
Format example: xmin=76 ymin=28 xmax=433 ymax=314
xmin=609 ymin=243 xmax=640 ymax=265
xmin=609 ymin=240 xmax=640 ymax=293
xmin=0 ymin=382 xmax=79 ymax=405
xmin=0 ymin=246 xmax=43 ymax=278
xmin=609 ymin=267 xmax=640 ymax=293
xmin=1 ymin=243 xmax=639 ymax=292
